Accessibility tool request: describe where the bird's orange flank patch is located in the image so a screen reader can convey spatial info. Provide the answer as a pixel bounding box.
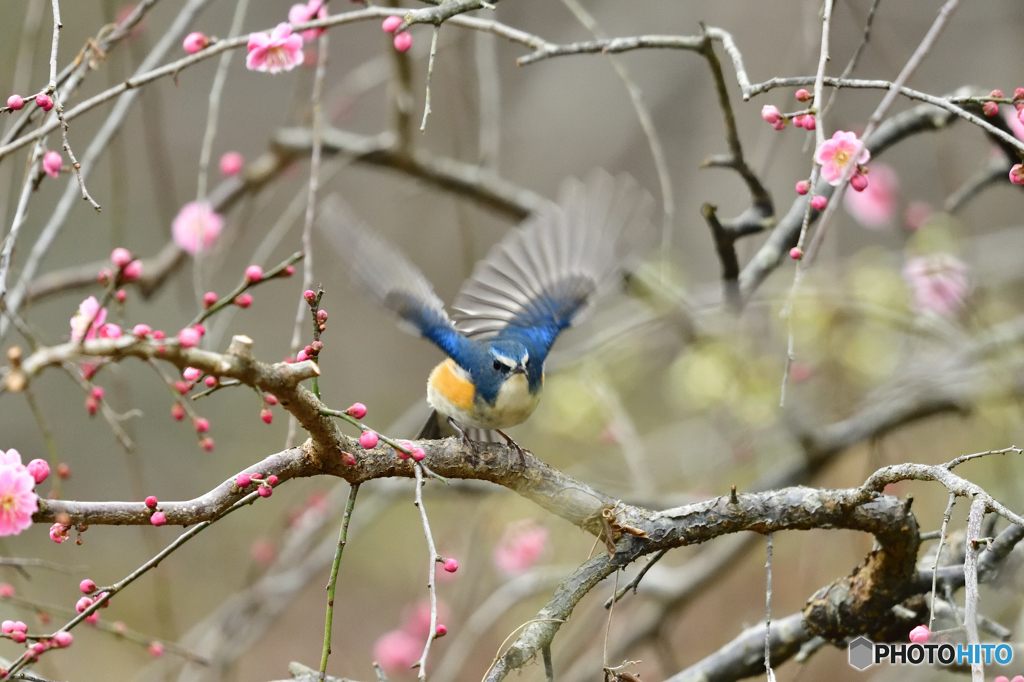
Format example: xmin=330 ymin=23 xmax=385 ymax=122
xmin=430 ymin=359 xmax=475 ymax=411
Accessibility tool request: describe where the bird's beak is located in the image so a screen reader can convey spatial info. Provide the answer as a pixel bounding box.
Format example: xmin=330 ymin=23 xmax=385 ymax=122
xmin=512 ymin=366 xmax=527 ymax=375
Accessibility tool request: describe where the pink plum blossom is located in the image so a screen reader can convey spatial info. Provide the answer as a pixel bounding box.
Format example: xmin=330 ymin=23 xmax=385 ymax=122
xmin=902 ymin=254 xmax=970 ymax=317
xmin=246 ymin=23 xmax=304 ymax=74
xmin=0 ymin=450 xmax=23 ymax=470
xmin=393 ymin=32 xmax=412 ymax=53
xmin=219 ymin=151 xmax=244 ymax=176
xmin=814 ymin=130 xmax=870 ymax=186
xmin=908 ymin=625 xmax=930 ymax=644
xmin=842 ymin=163 xmax=899 ymax=229
xmin=288 ymin=0 xmax=327 ymax=41
xmin=374 ymin=629 xmax=420 ymax=672
xmin=172 ymin=201 xmax=223 ymax=255
xmin=493 ymin=520 xmax=548 ymax=576
xmin=183 ymin=32 xmax=208 ymax=54
xmin=0 ymin=465 xmax=37 ymax=536
xmin=42 ymin=151 xmax=62 ymax=178
xmin=70 ymin=297 xmax=107 ymax=342
xmin=26 ymin=459 xmax=49 ymax=484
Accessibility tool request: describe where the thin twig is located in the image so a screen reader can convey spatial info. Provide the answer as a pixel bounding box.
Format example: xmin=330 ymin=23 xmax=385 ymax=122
xmin=412 ymin=463 xmax=440 ymax=681
xmin=764 ymin=532 xmax=775 ymax=682
xmin=419 ymin=26 xmax=440 ymax=132
xmin=929 ymin=492 xmax=956 ymax=630
xmin=819 ymin=0 xmax=882 ymax=121
xmin=318 ymin=483 xmax=360 ymax=681
xmin=963 ymin=498 xmax=985 ymax=682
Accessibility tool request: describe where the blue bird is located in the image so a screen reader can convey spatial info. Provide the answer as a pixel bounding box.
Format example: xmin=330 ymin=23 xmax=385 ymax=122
xmin=320 ymin=170 xmax=654 ymax=457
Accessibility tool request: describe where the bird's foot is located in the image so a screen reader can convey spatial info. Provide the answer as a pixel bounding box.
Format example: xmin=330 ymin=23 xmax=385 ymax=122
xmin=496 ymin=429 xmax=530 ymax=466
xmin=446 ymin=417 xmax=475 ymax=451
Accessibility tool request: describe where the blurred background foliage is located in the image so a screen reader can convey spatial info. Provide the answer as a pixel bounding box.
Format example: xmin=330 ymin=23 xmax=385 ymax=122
xmin=1 ymin=0 xmax=1024 ymax=681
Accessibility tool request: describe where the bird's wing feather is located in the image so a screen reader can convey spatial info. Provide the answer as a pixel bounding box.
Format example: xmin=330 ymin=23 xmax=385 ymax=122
xmin=451 ymin=170 xmax=655 ymax=345
xmin=318 ymin=195 xmax=465 ymax=355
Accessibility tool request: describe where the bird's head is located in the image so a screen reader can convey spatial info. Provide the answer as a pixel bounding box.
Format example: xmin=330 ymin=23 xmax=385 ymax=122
xmin=470 ymin=339 xmax=541 ymax=401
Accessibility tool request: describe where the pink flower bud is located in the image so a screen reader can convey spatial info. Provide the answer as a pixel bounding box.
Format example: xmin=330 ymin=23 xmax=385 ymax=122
xmin=54 ymin=631 xmax=72 ymax=648
xmin=284 ymin=265 xmax=295 ymax=276
xmin=50 ymin=523 xmax=69 ymax=543
xmin=1010 ymin=163 xmax=1024 ymax=185
xmin=193 ymin=323 xmax=205 ymax=336
xmin=183 ymin=32 xmax=209 ymax=54
xmin=76 ymin=597 xmax=93 ymax=613
xmin=267 ymin=475 xmax=278 ymax=485
xmin=27 ymin=459 xmax=49 ymax=484
xmin=265 ymin=394 xmax=278 ymax=405
xmin=1 ymin=621 xmax=12 ymax=634
xmin=1015 ymin=88 xmax=1024 ymax=101
xmin=347 ymin=403 xmax=367 ymax=419
xmin=360 ymin=431 xmax=379 ymax=449
xmin=234 ymin=293 xmax=252 ymax=308
xmin=79 ymin=579 xmax=96 ymax=594
xmin=178 ymin=327 xmax=200 ymax=348
xmin=792 ymin=115 xmax=805 ymax=129
xmin=174 ymin=380 xmax=191 ymax=395
xmin=382 ymin=16 xmax=402 ymax=33
xmin=145 ymin=496 xmax=158 ymax=508
xmin=435 ymin=624 xmax=447 ymax=637
xmin=85 ymin=396 xmax=98 ymax=415
xmin=801 ymin=115 xmax=816 ymax=130
xmin=908 ymin=625 xmax=930 ymax=644
xmin=0 ymin=585 xmax=12 ymax=600
xmin=203 ymin=291 xmax=217 ymax=308
xmin=257 ymin=485 xmax=272 ymax=498
xmin=236 ymin=473 xmax=251 ymax=487
xmin=296 ymin=350 xmax=309 ymax=362
xmin=98 ymin=268 xmax=113 ymax=284
xmin=171 ymin=403 xmax=185 ymax=421
xmin=760 ymin=105 xmax=780 ymax=124
xmin=42 ymin=151 xmax=62 ymax=178
xmin=200 ymin=437 xmax=214 ymax=451
xmin=982 ymin=101 xmax=998 ymax=117
xmin=57 ymin=463 xmax=71 ymax=479
xmin=991 ymin=89 xmax=1004 ymax=99
xmin=412 ymin=447 xmax=425 ymax=462
xmin=443 ymin=558 xmax=458 ymax=573
xmin=394 ymin=32 xmax=412 ymax=52
xmin=122 ymin=259 xmax=142 ymax=281
xmin=244 ymin=265 xmax=263 ymax=283
xmin=303 ymin=290 xmax=317 ymax=304
xmin=342 ymin=451 xmax=356 ymax=466
xmin=150 ymin=511 xmax=166 ymax=526
xmin=789 ymin=247 xmax=803 ymax=260
xmin=148 ymin=641 xmax=164 ymax=658
xmin=849 ymin=172 xmax=869 ymax=192
xmin=771 ymin=118 xmax=787 ymax=131
xmin=11 ymin=631 xmax=25 ymax=643
xmin=193 ymin=417 xmax=210 ymax=433
xmin=795 ymin=180 xmax=810 ymax=195
xmin=317 ymin=310 xmax=328 ymax=323
xmin=794 ymin=89 xmax=811 ymax=102
xmin=115 ymin=289 xmax=128 ymax=303
xmin=152 ymin=330 xmax=165 ymax=340
xmin=111 ymin=248 xmax=133 ymax=268
xmin=85 ymin=612 xmax=99 ymax=624
xmin=6 ymin=95 xmax=23 ymax=111
xmin=35 ymin=94 xmax=53 ymax=111
xmin=205 ymin=376 xmax=218 ymax=387
xmin=219 ymin=151 xmax=244 ymax=177
xmin=183 ymin=367 xmax=201 ymax=382
xmin=260 ymin=408 xmax=273 ymax=424
xmin=99 ymin=323 xmax=121 ymax=339
xmin=810 ymin=195 xmax=828 ymax=211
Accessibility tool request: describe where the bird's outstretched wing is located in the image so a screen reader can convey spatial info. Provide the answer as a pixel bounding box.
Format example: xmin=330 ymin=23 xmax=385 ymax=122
xmin=451 ymin=170 xmax=655 ymax=350
xmin=318 ymin=195 xmax=464 ymax=357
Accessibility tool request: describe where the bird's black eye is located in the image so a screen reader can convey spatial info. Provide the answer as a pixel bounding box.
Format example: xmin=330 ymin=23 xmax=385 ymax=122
xmin=493 ymin=359 xmax=505 ymax=372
